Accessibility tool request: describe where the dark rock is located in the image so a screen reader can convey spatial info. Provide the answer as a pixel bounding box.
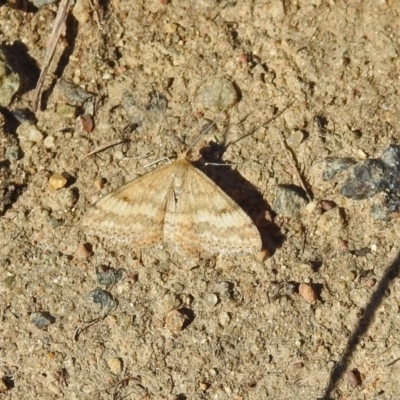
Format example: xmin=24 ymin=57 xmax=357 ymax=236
xmin=340 ymin=145 xmax=400 ymax=218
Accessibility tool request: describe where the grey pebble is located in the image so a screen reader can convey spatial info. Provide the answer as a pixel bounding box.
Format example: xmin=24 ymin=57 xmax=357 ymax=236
xmin=4 ymin=146 xmax=20 ymax=161
xmin=95 ymin=266 xmax=123 ymax=288
xmin=196 ymin=77 xmax=239 ymax=111
xmin=88 ymin=287 xmax=115 ymax=312
xmin=273 ymin=184 xmax=308 ymax=217
xmin=341 ymin=145 xmax=400 ymax=204
xmin=58 ymin=79 xmax=94 ymax=103
xmin=30 ymin=311 xmax=56 ymax=330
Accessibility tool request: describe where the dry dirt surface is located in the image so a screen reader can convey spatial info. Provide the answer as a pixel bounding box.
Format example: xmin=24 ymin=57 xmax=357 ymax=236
xmin=1 ymin=1 xmax=400 ymax=399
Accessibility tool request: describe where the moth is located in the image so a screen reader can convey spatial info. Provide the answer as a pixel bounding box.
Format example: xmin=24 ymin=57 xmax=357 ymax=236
xmin=82 ymin=154 xmax=262 ymax=256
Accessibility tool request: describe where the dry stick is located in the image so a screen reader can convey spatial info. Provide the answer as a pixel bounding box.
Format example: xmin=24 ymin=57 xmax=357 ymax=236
xmin=72 ymin=317 xmax=100 ymax=341
xmin=32 ymin=0 xmax=74 ymax=111
xmin=275 ymin=129 xmax=313 ymax=202
xmin=82 ymin=138 xmax=128 ymax=160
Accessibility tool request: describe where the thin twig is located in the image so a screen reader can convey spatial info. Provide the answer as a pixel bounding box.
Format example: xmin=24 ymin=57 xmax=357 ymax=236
xmin=275 ymin=130 xmax=313 ymax=202
xmin=82 ymin=139 xmax=128 ymax=160
xmin=184 ymin=104 xmax=231 ymax=156
xmin=73 ymin=317 xmax=100 ymax=341
xmin=33 ymin=0 xmax=74 ymax=111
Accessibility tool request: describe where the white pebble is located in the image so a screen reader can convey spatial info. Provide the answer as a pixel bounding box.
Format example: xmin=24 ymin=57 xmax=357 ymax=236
xmin=204 ymin=293 xmax=219 ymax=306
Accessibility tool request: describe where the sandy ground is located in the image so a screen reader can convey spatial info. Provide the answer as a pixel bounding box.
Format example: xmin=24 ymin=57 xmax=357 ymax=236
xmin=1 ymin=0 xmax=400 ymax=399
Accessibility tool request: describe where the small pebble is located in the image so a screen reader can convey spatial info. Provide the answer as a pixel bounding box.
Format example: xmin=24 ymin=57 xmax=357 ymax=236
xmin=165 ymin=309 xmax=187 ymax=331
xmin=163 ymin=22 xmax=178 ymax=33
xmin=11 ymin=108 xmax=34 ymax=124
xmin=351 ymin=247 xmax=370 ymax=257
xmin=48 ymin=217 xmax=63 ymax=228
xmin=286 ymin=130 xmax=305 ymax=147
xmin=94 ymin=179 xmax=105 ymax=190
xmin=273 ymin=185 xmax=308 ymax=217
xmin=16 ymin=121 xmax=44 ymax=143
xmin=47 ymin=382 xmax=61 ymax=395
xmin=88 ymin=287 xmax=115 ymax=312
xmin=199 ymin=381 xmax=210 ymax=391
xmin=364 ymin=278 xmax=376 ymax=288
xmin=81 ymin=114 xmax=94 ymax=132
xmin=55 ymin=188 xmax=78 ymax=210
xmin=319 ymin=200 xmax=336 ymax=212
xmin=355 ymin=149 xmax=367 ymax=160
xmin=58 ymin=79 xmax=94 ymax=103
xmin=48 ymin=173 xmax=67 ymax=190
xmin=170 ymin=282 xmax=185 ymax=293
xmin=31 ymin=311 xmax=56 ymax=329
xmin=342 ymin=270 xmax=356 ymax=282
xmin=113 ymin=150 xmax=123 ymax=161
xmin=299 ymin=283 xmax=318 ymax=304
xmin=5 ymin=146 xmax=20 ymax=161
xmin=102 ymin=72 xmax=113 ymax=80
xmin=75 ymin=243 xmax=92 ymax=259
xmin=219 ymin=311 xmax=231 ymax=327
xmin=237 ymin=52 xmax=250 ymax=67
xmin=57 ymin=103 xmax=76 ymax=119
xmin=203 ymin=293 xmax=219 ymax=306
xmin=159 ymin=292 xmax=182 ymax=314
xmin=107 ymin=358 xmax=123 ymax=375
xmin=95 ymin=265 xmax=123 ymax=288
xmin=292 ymin=362 xmax=304 ymax=369
xmin=43 ymin=135 xmax=55 ymax=148
xmin=27 ymin=125 xmax=44 ymax=142
xmin=196 ymin=77 xmax=239 ymax=111
xmin=346 ymin=370 xmax=361 ymax=388
xmin=3 ymin=275 xmax=16 ymax=289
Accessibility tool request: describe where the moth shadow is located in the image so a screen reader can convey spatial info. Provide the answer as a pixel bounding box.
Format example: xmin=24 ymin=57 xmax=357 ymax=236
xmin=197 ymin=143 xmax=284 ymax=256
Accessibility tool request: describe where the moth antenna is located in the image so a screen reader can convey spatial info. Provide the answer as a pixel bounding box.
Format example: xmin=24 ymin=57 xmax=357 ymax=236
xmin=184 ymin=104 xmax=232 ymax=157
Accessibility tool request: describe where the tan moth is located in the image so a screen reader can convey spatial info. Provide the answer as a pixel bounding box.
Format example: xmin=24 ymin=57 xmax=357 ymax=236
xmin=82 ymin=152 xmax=262 ymax=256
